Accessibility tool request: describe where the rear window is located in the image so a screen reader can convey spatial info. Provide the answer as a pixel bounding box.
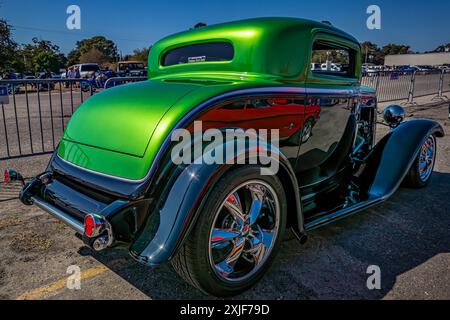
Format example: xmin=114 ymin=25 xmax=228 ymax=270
xmin=162 ymin=42 xmax=234 ymax=67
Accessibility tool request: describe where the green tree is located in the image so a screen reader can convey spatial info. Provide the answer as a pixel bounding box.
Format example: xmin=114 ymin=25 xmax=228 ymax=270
xmin=433 ymin=43 xmax=450 ymax=53
xmin=360 ymin=41 xmax=386 ymax=65
xmin=381 ymin=43 xmax=411 ymax=56
xmin=126 ymin=47 xmax=151 ymax=63
xmin=18 ymin=38 xmax=65 ymax=72
xmin=80 ymin=48 xmax=108 ymax=65
xmin=74 ymin=36 xmax=118 ymax=63
xmin=32 ymin=51 xmax=60 ymax=72
xmin=0 ymin=19 xmax=18 ymax=72
xmin=67 ymin=50 xmax=80 ymax=66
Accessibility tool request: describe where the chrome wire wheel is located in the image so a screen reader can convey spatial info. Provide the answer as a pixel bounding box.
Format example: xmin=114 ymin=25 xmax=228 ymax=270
xmin=418 ymin=136 xmax=435 ymax=182
xmin=208 ymin=180 xmax=280 ymax=283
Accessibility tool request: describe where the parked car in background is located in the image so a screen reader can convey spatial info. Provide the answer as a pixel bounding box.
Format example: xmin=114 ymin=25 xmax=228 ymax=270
xmin=362 ymin=65 xmax=379 ymax=76
xmin=438 ymin=65 xmax=450 ymax=72
xmin=13 ymin=17 xmax=444 ymax=298
xmin=73 ymin=63 xmax=101 ymax=78
xmin=101 ymin=70 xmax=117 ymax=79
xmin=35 ymin=72 xmax=55 ymax=91
xmin=1 ymin=72 xmax=21 ymax=94
xmin=396 ymin=65 xmax=418 ymax=73
xmin=51 ymin=72 xmax=62 ymax=79
xmin=117 ymin=61 xmax=146 ymax=77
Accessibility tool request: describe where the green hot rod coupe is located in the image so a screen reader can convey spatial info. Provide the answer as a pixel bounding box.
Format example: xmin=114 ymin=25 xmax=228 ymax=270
xmin=9 ymin=18 xmax=444 ymax=297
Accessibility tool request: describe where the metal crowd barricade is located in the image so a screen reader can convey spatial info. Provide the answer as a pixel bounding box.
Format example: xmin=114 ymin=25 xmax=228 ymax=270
xmin=361 ymin=69 xmax=448 ymax=104
xmin=104 ymin=77 xmax=147 ymax=89
xmin=0 ymin=79 xmax=94 ymax=161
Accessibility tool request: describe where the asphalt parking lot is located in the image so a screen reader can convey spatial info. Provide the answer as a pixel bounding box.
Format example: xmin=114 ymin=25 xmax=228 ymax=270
xmin=0 ymin=100 xmax=449 ymax=300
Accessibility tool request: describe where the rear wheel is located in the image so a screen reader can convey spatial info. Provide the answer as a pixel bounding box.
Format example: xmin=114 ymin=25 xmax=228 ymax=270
xmin=403 ymin=135 xmax=437 ymax=188
xmin=171 ymin=166 xmax=287 ymax=297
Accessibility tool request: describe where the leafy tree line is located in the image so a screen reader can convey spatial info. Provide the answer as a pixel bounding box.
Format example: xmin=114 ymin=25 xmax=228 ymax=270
xmin=360 ymin=42 xmax=449 ymax=65
xmin=0 ymin=20 xmax=151 ymax=74
xmin=1 ymin=19 xmax=447 ymax=73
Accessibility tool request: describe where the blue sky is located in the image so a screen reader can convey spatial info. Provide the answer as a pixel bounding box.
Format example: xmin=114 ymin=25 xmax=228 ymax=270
xmin=1 ymin=0 xmax=449 ymax=55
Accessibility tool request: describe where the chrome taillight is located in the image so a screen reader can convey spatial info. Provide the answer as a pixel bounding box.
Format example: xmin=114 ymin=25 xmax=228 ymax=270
xmin=83 ymin=214 xmax=114 ymax=251
xmin=84 ymin=214 xmax=105 ymax=238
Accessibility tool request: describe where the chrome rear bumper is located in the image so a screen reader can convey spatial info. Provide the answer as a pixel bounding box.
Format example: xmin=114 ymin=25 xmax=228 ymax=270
xmin=31 ymin=196 xmax=84 ymax=234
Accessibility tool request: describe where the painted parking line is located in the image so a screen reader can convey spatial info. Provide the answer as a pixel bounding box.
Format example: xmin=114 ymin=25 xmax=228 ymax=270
xmin=15 ymin=264 xmax=109 ymax=300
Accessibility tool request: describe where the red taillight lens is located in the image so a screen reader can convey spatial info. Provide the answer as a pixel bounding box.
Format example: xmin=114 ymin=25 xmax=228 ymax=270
xmin=84 ymin=214 xmax=105 ymax=238
xmin=84 ymin=215 xmax=95 ymax=237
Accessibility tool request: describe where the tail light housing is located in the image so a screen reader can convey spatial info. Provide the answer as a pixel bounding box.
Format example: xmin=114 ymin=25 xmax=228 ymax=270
xmin=4 ymin=168 xmax=24 ymax=184
xmin=84 ymin=214 xmax=105 ymax=238
xmin=83 ymin=214 xmax=114 ymax=251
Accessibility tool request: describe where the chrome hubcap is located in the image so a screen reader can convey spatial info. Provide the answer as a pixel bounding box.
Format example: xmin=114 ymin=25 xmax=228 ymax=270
xmin=209 ymin=180 xmax=280 ymax=282
xmin=419 ymin=136 xmax=435 ymax=181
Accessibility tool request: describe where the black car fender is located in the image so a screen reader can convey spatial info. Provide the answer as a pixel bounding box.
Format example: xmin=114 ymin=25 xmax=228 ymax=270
xmin=360 ymin=119 xmax=444 ymax=199
xmin=129 ymin=137 xmax=303 ymax=266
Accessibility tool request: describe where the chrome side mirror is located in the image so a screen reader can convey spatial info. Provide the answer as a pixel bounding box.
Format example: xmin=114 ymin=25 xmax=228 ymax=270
xmin=383 ymin=105 xmax=405 ymax=128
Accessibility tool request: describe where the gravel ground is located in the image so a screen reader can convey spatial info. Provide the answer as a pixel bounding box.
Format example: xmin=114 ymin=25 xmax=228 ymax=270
xmin=0 ymin=100 xmax=449 ymax=300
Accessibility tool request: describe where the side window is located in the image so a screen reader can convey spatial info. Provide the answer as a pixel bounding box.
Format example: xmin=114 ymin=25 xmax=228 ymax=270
xmin=311 ymin=41 xmax=356 ymax=78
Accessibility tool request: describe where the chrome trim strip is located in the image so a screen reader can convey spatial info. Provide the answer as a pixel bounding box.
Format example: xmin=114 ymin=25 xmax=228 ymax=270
xmin=31 ymin=196 xmax=84 ymax=234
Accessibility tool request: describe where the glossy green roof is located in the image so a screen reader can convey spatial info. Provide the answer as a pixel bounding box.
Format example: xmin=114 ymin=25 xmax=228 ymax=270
xmin=148 ymin=17 xmax=360 ymax=82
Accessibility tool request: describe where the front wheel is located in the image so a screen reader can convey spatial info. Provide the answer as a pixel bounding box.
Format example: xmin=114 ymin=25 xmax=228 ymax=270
xmin=403 ymin=135 xmax=437 ymax=188
xmin=171 ymin=166 xmax=287 ymax=297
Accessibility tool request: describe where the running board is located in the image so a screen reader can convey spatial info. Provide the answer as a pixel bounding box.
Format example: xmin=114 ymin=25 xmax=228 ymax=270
xmin=304 ymin=197 xmax=383 ymax=231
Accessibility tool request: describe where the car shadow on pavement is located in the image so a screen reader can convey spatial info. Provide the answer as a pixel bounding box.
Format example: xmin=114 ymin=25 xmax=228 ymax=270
xmin=84 ymin=172 xmax=450 ymax=300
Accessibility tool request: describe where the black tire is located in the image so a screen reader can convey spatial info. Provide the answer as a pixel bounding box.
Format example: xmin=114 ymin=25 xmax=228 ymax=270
xmin=171 ymin=166 xmax=287 ymax=297
xmin=403 ymin=135 xmax=437 ymax=188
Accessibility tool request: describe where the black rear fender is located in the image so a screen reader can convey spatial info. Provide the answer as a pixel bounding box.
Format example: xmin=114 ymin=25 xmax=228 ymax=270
xmin=129 ymin=138 xmax=303 ymax=266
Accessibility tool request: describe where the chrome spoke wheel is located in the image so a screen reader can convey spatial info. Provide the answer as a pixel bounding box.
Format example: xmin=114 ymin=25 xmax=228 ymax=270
xmin=209 ymin=180 xmax=280 ymax=282
xmin=419 ymin=136 xmax=435 ymax=182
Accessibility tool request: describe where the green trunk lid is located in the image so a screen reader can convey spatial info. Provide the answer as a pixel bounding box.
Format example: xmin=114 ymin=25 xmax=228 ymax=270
xmin=63 ymin=80 xmax=196 ymax=157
